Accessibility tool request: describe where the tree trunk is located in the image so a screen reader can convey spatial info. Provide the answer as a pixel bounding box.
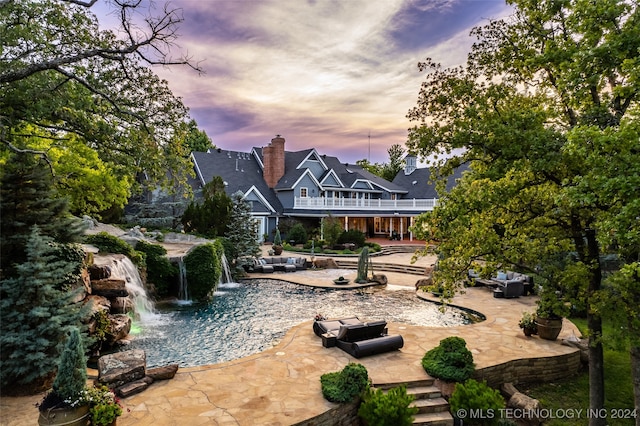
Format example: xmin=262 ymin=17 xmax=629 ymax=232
xmin=631 ymin=345 xmax=640 ymax=426
xmin=586 ymin=229 xmax=606 ymax=426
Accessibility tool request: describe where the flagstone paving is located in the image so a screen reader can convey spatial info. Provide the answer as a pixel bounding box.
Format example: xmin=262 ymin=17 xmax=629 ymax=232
xmin=0 ymin=246 xmax=580 ymax=426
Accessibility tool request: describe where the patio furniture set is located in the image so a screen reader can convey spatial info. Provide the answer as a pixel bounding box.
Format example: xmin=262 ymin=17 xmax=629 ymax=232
xmin=468 ymin=269 xmax=534 ymax=298
xmin=253 ymin=256 xmax=307 ymax=273
xmin=313 ymin=317 xmax=404 ymax=358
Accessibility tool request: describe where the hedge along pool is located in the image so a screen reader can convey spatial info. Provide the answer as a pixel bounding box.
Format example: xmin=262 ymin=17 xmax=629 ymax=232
xmin=124 ymin=279 xmax=474 ymax=368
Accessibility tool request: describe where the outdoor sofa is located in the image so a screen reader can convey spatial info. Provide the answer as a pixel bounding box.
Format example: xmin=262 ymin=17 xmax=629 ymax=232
xmin=468 ymin=269 xmax=533 ymax=298
xmin=253 ymin=256 xmax=307 ymax=273
xmin=313 ymin=317 xmax=404 ymax=358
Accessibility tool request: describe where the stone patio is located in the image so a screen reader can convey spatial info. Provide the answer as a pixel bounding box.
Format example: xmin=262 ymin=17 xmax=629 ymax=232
xmin=0 ymin=246 xmax=581 ymax=426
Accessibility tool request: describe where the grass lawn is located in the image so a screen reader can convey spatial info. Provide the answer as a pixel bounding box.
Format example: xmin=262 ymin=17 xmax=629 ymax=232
xmin=522 ymin=318 xmax=636 ymax=425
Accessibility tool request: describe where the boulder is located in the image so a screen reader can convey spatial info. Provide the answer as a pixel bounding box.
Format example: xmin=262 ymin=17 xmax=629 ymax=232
xmin=147 ymin=364 xmax=179 ymax=381
xmin=313 ymin=258 xmax=339 ymax=269
xmin=110 ymin=297 xmax=133 ymax=314
xmin=371 ymin=274 xmax=388 ymax=285
xmin=115 ymin=376 xmax=153 ymax=398
xmin=89 ymin=264 xmax=112 ymax=281
xmin=98 ymin=349 xmax=146 ymax=388
xmin=105 ymin=314 xmax=132 ymax=346
xmin=415 ymin=277 xmax=433 ymax=290
xmin=92 ymin=278 xmax=128 ymax=298
xmin=562 ymin=334 xmax=589 ymax=365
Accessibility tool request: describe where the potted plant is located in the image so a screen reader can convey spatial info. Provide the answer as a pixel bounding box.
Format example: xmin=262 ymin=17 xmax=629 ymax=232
xmin=38 ymin=328 xmax=91 ymax=426
xmin=535 ymin=289 xmax=567 ymax=341
xmin=87 ymin=385 xmax=123 ymax=426
xmin=518 ymin=312 xmax=538 ymax=336
xmin=273 ymin=228 xmax=283 ymax=255
xmin=333 ymin=276 xmax=349 ymax=285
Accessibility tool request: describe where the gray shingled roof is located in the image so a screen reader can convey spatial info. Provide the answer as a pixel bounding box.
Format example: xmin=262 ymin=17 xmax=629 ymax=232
xmin=191 ymin=149 xmax=282 ymax=212
xmin=392 ymin=163 xmax=469 ymax=199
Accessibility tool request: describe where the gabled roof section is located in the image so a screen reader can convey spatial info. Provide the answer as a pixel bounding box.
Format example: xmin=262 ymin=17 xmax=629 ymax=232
xmin=296 ymin=149 xmax=329 ymax=171
xmin=319 ymin=169 xmax=344 ymax=188
xmin=190 ymin=149 xmax=282 ymax=212
xmin=392 ymin=163 xmax=469 ymax=198
xmin=244 ymin=185 xmax=277 ymax=213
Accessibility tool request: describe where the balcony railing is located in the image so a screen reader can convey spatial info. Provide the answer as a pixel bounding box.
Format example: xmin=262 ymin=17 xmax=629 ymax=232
xmin=293 ymin=197 xmax=437 ymax=211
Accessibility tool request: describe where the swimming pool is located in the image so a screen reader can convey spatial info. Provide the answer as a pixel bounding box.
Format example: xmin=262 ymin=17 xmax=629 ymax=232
xmin=125 ymin=279 xmax=472 ymax=368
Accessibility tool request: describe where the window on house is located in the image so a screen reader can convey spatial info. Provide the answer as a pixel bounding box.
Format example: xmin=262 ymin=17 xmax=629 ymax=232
xmin=300 ymin=187 xmax=308 ymax=198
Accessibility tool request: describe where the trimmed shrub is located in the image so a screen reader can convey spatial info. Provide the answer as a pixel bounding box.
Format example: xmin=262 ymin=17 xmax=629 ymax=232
xmin=183 ymin=241 xmax=223 ymax=301
xmin=288 ymin=223 xmax=308 ymax=245
xmin=358 ymin=385 xmax=418 ymax=426
xmin=449 ymin=379 xmax=506 ymax=426
xmin=320 ymin=363 xmax=369 ymax=403
xmin=337 ymin=229 xmax=366 ymax=248
xmin=421 ymin=336 xmax=475 ymax=382
xmin=135 ymin=240 xmax=176 ymax=298
xmin=84 ymin=232 xmax=144 ymax=265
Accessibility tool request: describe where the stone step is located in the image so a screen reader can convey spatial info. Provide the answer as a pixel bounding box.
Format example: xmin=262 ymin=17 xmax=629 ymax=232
xmin=412 ymin=411 xmax=454 ymax=426
xmin=373 ymin=378 xmax=434 ymax=390
xmin=406 ymin=385 xmax=442 ymax=400
xmin=411 ymin=397 xmax=449 ymax=414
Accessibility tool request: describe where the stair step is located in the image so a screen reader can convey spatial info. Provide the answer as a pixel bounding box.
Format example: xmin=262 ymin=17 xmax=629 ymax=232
xmin=406 ymin=385 xmax=442 ymax=399
xmin=373 ymin=378 xmax=434 ymax=390
xmin=411 ymin=397 xmax=449 ymax=414
xmin=412 ymin=411 xmax=454 ymax=426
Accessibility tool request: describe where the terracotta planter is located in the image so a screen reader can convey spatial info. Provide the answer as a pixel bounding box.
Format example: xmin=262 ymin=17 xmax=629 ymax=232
xmin=38 ymin=404 xmax=90 ymax=426
xmin=536 ymin=317 xmax=563 ymax=341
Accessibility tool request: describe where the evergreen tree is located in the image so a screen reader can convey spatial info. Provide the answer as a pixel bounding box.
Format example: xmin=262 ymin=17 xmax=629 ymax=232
xmin=0 ymin=153 xmax=84 ymax=278
xmin=181 ymin=177 xmax=232 ymax=237
xmin=225 ymin=191 xmax=261 ymax=272
xmin=0 ymin=228 xmax=87 ymax=395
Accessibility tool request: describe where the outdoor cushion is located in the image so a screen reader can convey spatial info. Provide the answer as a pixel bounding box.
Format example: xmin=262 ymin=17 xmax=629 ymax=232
xmin=337 ymin=335 xmax=404 ymax=358
xmin=496 ymin=271 xmax=507 ymax=280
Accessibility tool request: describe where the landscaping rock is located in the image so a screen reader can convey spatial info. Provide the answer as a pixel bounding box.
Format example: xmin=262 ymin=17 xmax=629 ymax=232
xmin=110 ymin=296 xmax=133 ymax=314
xmin=147 ymin=364 xmax=179 ymax=380
xmin=89 ymin=264 xmax=112 ymax=280
xmin=91 ymin=278 xmax=128 ymax=298
xmin=562 ymin=334 xmax=589 ymax=364
xmin=313 ymin=258 xmax=338 ymax=269
xmin=371 ymin=274 xmax=387 ymax=285
xmin=105 ymin=314 xmax=132 ymax=345
xmin=115 ymin=376 xmax=153 ymax=398
xmin=98 ymin=349 xmax=146 ymax=388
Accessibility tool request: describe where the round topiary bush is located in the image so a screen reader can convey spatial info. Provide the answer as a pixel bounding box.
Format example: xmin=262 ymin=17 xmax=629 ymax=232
xmin=320 ymin=362 xmax=369 ymax=403
xmin=183 ymin=241 xmax=223 ymax=301
xmin=421 ymin=336 xmax=475 ymax=383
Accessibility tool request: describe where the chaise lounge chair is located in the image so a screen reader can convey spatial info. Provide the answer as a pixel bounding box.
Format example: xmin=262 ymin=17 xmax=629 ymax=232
xmin=313 ymin=317 xmax=404 ymax=358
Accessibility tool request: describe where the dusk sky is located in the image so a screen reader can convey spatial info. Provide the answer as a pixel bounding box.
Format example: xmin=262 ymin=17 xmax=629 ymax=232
xmin=97 ymin=0 xmax=513 ymax=165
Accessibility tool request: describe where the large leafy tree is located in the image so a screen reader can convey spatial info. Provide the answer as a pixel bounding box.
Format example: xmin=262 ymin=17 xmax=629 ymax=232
xmin=0 ymin=0 xmax=199 ymax=201
xmin=406 ymin=0 xmax=639 ymax=422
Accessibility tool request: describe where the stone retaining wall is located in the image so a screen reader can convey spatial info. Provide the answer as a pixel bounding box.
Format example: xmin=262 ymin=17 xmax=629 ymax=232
xmin=473 ymin=351 xmax=582 ymax=388
xmin=295 ymin=350 xmax=581 ymax=425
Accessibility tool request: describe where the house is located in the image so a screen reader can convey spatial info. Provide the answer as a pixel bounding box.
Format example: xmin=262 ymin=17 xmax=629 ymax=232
xmin=187 ymin=135 xmax=467 ymax=242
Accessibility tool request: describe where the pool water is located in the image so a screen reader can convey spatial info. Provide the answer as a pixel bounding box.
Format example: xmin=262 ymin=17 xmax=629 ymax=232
xmin=126 ymin=279 xmax=471 ymax=368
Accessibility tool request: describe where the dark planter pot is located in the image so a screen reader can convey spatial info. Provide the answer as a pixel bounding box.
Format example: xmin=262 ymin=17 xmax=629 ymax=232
xmin=273 ymin=245 xmax=283 ymax=255
xmin=536 ymin=317 xmax=563 ymax=340
xmin=38 ymin=404 xmax=89 ymax=426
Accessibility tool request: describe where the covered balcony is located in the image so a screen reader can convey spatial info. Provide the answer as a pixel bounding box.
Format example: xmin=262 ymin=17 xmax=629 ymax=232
xmin=293 ymin=196 xmax=437 ymax=211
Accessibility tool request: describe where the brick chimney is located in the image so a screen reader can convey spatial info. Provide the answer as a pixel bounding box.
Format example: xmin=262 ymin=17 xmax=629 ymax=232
xmin=263 ymin=135 xmax=285 ymax=188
